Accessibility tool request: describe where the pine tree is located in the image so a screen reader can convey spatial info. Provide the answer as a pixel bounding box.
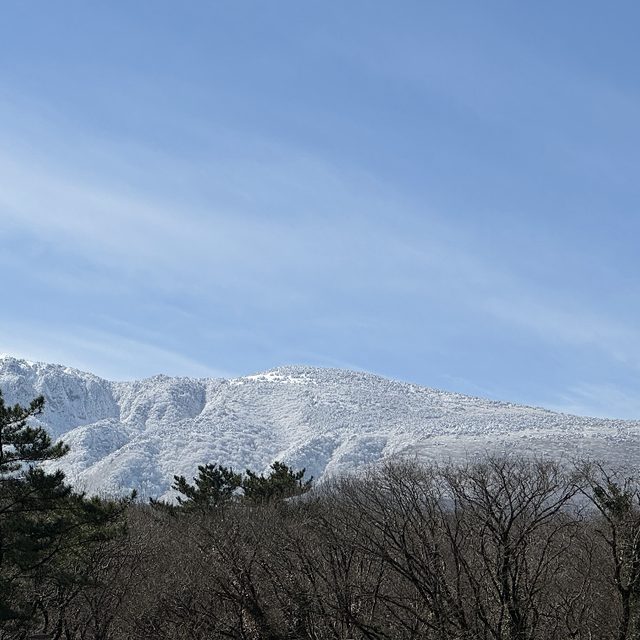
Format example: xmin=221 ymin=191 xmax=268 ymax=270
xmin=242 ymin=461 xmax=312 ymax=503
xmin=172 ymin=463 xmax=242 ymax=511
xmin=170 ymin=461 xmax=313 ymax=510
xmin=0 ymin=390 xmax=124 ymax=627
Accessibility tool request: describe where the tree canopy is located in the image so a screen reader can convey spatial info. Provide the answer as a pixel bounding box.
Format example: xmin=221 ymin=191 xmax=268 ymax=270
xmin=0 ymin=389 xmax=125 ymax=628
xmin=170 ymin=460 xmax=313 ymax=510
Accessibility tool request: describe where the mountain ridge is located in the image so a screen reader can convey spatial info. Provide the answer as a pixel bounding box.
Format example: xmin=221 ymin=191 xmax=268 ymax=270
xmin=0 ymin=355 xmax=637 ymax=500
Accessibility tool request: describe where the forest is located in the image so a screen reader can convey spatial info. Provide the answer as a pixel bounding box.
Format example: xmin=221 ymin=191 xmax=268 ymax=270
xmin=1 ymin=392 xmax=640 ymax=640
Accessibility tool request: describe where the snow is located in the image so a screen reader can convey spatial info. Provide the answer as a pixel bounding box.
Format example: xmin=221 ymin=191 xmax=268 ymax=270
xmin=0 ymin=356 xmax=637 ymax=501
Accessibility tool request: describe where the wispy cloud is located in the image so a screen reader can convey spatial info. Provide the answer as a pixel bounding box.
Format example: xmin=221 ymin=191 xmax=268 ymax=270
xmin=0 ymin=320 xmax=229 ymax=381
xmin=482 ymin=293 xmax=640 ymax=368
xmin=548 ymin=382 xmax=640 ymax=420
xmin=0 ymin=109 xmax=477 ymax=327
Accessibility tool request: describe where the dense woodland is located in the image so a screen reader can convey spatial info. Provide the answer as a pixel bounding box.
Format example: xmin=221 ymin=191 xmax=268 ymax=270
xmin=1 ymin=392 xmax=640 ymax=640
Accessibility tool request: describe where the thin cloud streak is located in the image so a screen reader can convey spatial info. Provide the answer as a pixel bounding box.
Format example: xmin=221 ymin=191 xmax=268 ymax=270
xmin=482 ymin=294 xmax=640 ymax=370
xmin=549 ymin=382 xmax=640 ymax=420
xmin=0 ymin=322 xmax=230 ymax=381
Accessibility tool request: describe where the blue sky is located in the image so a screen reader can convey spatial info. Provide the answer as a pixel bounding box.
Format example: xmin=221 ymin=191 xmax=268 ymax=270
xmin=1 ymin=2 xmax=639 ymax=418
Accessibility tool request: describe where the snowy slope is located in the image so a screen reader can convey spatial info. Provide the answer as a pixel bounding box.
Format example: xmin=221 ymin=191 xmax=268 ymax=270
xmin=0 ymin=356 xmax=637 ymax=500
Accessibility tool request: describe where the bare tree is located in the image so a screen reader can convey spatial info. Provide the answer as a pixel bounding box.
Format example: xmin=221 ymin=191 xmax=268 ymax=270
xmin=578 ymin=463 xmax=640 ymax=640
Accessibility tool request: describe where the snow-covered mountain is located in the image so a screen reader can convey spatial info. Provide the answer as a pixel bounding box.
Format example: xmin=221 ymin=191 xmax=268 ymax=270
xmin=0 ymin=356 xmax=637 ymax=500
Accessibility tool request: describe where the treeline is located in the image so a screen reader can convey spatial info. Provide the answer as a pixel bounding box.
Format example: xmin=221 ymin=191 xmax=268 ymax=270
xmin=1 ymin=393 xmax=640 ymax=639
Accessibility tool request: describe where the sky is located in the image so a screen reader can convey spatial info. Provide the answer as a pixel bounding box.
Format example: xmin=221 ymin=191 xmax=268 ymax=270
xmin=0 ymin=2 xmax=639 ymax=418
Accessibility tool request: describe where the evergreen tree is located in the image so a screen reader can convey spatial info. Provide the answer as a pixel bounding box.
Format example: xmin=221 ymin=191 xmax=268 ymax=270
xmin=0 ymin=390 xmax=124 ymax=627
xmin=242 ymin=461 xmax=312 ymax=503
xmin=171 ymin=461 xmax=313 ymax=510
xmin=172 ymin=463 xmax=242 ymax=511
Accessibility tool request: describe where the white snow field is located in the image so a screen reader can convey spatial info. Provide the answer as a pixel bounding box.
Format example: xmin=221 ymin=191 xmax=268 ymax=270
xmin=0 ymin=355 xmax=637 ymax=500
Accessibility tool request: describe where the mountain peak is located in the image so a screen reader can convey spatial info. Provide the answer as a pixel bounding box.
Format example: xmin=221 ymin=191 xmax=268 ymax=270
xmin=0 ymin=356 xmax=636 ymax=500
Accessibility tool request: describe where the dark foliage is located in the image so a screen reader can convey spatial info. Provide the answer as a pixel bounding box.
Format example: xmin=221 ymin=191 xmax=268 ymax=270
xmin=167 ymin=461 xmax=312 ymax=512
xmin=242 ymin=461 xmax=313 ymax=503
xmin=0 ymin=391 xmax=128 ymax=638
xmin=173 ymin=464 xmax=242 ymax=511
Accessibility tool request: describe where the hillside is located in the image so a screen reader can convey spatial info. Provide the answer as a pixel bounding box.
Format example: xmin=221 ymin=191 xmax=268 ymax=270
xmin=0 ymin=356 xmax=637 ymax=500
